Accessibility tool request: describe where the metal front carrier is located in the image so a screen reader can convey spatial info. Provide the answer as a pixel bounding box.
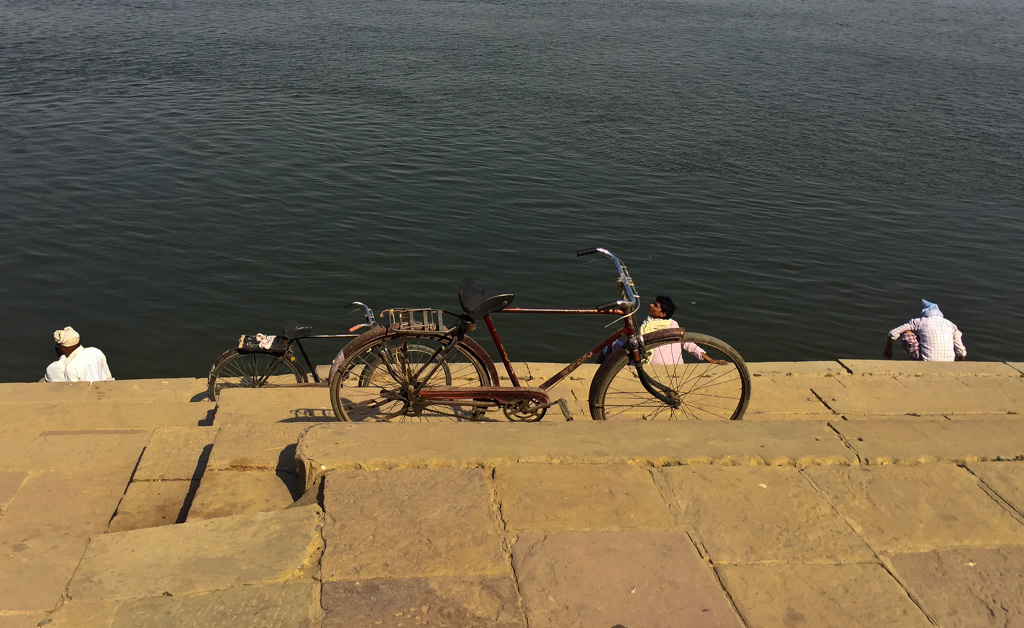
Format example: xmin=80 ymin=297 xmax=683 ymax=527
xmin=381 ymin=308 xmax=449 ymax=332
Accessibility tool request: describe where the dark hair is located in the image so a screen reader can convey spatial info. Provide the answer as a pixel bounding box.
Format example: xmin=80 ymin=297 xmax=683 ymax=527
xmin=654 ymin=295 xmax=676 ymax=318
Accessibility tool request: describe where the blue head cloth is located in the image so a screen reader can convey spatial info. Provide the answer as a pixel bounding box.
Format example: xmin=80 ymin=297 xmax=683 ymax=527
xmin=920 ymin=299 xmax=942 ymax=318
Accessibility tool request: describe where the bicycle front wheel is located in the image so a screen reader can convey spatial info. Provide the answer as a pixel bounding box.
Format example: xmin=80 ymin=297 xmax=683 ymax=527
xmin=207 ymin=349 xmax=307 ymax=401
xmin=589 ymin=330 xmax=751 ymax=421
xmin=330 ymin=332 xmax=493 ymax=422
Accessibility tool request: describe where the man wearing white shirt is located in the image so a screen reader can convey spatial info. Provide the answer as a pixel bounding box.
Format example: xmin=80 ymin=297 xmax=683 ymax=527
xmin=45 ymin=326 xmax=114 ymax=382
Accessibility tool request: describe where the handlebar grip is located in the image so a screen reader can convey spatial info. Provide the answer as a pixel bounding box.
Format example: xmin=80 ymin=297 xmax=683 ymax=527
xmin=597 ymin=300 xmax=621 ymax=311
xmin=576 ymin=248 xmax=598 ymax=257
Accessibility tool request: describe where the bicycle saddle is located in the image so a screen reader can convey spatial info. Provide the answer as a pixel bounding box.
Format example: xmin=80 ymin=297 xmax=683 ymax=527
xmin=281 ymin=319 xmax=313 ymax=340
xmin=458 ymin=279 xmax=514 ymax=322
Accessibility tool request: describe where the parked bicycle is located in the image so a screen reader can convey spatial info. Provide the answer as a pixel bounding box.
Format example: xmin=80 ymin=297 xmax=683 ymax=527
xmin=327 ymin=249 xmax=751 ymax=422
xmin=207 ymin=304 xmax=376 ymax=401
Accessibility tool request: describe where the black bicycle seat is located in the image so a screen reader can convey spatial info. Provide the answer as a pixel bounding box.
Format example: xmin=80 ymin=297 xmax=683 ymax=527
xmin=458 ymin=279 xmax=514 ymax=322
xmin=282 ymin=319 xmax=313 ymax=339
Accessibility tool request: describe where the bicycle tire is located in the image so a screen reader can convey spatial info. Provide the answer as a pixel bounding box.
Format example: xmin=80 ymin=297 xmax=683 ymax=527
xmin=330 ymin=331 xmax=494 ymax=422
xmin=589 ymin=330 xmax=751 ymax=421
xmin=207 ymin=348 xmax=307 ymax=402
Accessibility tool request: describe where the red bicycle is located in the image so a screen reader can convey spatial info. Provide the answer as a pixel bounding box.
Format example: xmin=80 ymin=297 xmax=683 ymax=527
xmin=328 ymin=248 xmax=751 ymax=422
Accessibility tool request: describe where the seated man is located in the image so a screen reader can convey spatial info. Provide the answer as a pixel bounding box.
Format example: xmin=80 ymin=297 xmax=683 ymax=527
xmin=45 ymin=326 xmax=114 ymax=382
xmin=600 ymin=295 xmax=727 ymax=365
xmin=884 ymin=300 xmax=966 ymax=362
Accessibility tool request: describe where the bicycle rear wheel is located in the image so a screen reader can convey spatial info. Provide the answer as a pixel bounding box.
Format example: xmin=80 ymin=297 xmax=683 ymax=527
xmin=330 ymin=332 xmax=493 ymax=422
xmin=589 ymin=330 xmax=750 ymax=421
xmin=207 ymin=349 xmax=307 ymax=401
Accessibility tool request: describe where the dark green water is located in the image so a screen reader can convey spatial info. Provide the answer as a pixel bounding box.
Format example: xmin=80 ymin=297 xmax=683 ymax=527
xmin=2 ymin=0 xmax=1022 ymax=382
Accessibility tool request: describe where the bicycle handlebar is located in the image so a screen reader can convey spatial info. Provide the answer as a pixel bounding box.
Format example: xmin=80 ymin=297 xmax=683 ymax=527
xmin=576 ymin=247 xmax=639 ymax=313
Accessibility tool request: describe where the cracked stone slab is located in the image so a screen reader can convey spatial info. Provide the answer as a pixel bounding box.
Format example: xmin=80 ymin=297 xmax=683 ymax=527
xmin=108 ymin=479 xmax=195 ymax=532
xmin=321 ymin=468 xmax=506 ymax=581
xmin=298 ymin=422 xmax=855 ymax=491
xmin=0 ymin=536 xmax=90 ymax=613
xmin=0 ymin=612 xmax=47 ymax=627
xmin=746 ymin=374 xmax=835 ymax=414
xmin=205 ymin=422 xmax=309 ymax=473
xmin=43 ymin=581 xmax=322 ymax=628
xmin=133 ymin=426 xmax=217 ymax=481
xmin=213 ymin=387 xmax=338 ymax=424
xmin=833 ymin=418 xmax=1024 ymax=464
xmin=804 ymin=464 xmax=1024 ymax=552
xmin=512 ymin=530 xmax=743 ymax=627
xmin=839 ymin=360 xmax=1021 ymax=377
xmin=0 ymin=471 xmax=27 ymax=515
xmin=187 ymin=470 xmax=303 ymax=520
xmin=68 ymin=504 xmax=324 ymax=601
xmin=885 ymin=546 xmax=1024 ymax=627
xmin=322 ymin=575 xmax=525 ymax=627
xmin=661 ymin=466 xmax=874 ymax=564
xmin=966 ymin=461 xmax=1024 ymax=518
xmin=812 ymin=378 xmax=1018 ymax=415
xmin=493 ymin=463 xmax=674 ymax=533
xmin=748 ymin=362 xmax=847 ymax=376
xmin=717 ymin=563 xmax=931 ymax=627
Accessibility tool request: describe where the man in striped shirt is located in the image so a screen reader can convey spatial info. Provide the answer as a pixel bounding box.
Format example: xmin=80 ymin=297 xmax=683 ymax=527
xmin=884 ymin=300 xmax=967 ymax=362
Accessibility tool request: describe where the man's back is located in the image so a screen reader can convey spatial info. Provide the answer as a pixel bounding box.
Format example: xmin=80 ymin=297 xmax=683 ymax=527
xmin=64 ymin=346 xmax=114 ymax=382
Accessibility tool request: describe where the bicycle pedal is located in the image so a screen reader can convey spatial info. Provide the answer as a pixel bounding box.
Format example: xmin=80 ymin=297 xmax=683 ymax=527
xmin=557 ymin=399 xmax=573 ymax=422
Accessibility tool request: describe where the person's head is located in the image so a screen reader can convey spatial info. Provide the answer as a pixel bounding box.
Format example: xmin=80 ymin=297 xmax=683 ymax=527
xmin=649 ymin=295 xmax=676 ymax=319
xmin=53 ymin=326 xmax=81 ymax=357
xmin=920 ymin=299 xmax=943 ymax=318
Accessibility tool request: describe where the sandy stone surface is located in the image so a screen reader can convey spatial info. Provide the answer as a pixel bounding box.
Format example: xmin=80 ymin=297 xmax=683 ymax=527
xmin=804 ymin=464 xmax=1024 ymax=552
xmin=111 ymin=581 xmax=323 ymax=628
xmin=133 ymin=426 xmax=217 ymax=481
xmin=69 ymin=505 xmax=324 ymax=600
xmin=0 ymin=431 xmax=149 ymax=473
xmin=512 ymin=530 xmax=743 ymax=627
xmin=886 ymin=546 xmax=1024 ymax=628
xmin=812 ymin=377 xmax=1018 ymax=415
xmin=748 ymin=362 xmax=846 ymax=376
xmin=107 ymin=479 xmax=195 ymax=532
xmin=967 ymin=461 xmax=1024 ymax=516
xmin=661 ymin=466 xmax=873 ymax=564
xmin=186 ymin=469 xmax=303 ymax=520
xmin=320 ymin=468 xmax=506 ymax=580
xmin=0 ymin=471 xmax=26 ymax=515
xmin=322 ymin=575 xmax=525 ymax=627
xmin=717 ymin=563 xmax=931 ymax=627
xmin=204 ymin=422 xmax=310 ymax=473
xmin=298 ymin=422 xmax=856 ymax=490
xmin=493 ymin=463 xmax=673 ymax=533
xmin=214 ymin=387 xmax=337 ymax=424
xmin=833 ymin=418 xmax=1024 ymax=464
xmin=839 ymin=360 xmax=1021 ymax=377
xmin=746 ymin=374 xmax=834 ymax=414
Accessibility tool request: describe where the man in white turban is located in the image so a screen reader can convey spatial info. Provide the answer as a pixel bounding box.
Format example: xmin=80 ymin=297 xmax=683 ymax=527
xmin=44 ymin=326 xmax=114 ymax=382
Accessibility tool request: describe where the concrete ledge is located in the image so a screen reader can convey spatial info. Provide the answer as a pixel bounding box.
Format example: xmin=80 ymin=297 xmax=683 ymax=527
xmin=296 ymin=421 xmax=856 ymax=491
xmin=839 ymin=360 xmax=1021 ymax=377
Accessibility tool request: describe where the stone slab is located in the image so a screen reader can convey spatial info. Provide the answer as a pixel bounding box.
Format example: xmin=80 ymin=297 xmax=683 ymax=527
xmin=0 ymin=401 xmax=214 ymax=434
xmin=0 ymin=432 xmax=149 ymax=473
xmin=840 ymin=360 xmax=1021 ymax=377
xmin=661 ymin=466 xmax=874 ymax=564
xmin=804 ymin=464 xmax=1024 ymax=552
xmin=885 ymin=546 xmax=1024 ymax=627
xmin=717 ymin=563 xmax=931 ymax=627
xmin=0 ymin=536 xmax=89 ymax=613
xmin=742 ymin=412 xmax=841 ymax=421
xmin=0 ymin=612 xmax=48 ymax=627
xmin=213 ymin=387 xmax=337 ymax=424
xmin=84 ymin=378 xmax=210 ymax=403
xmin=833 ymin=418 xmax=1024 ymax=464
xmin=746 ymin=374 xmax=835 ymax=414
xmin=494 ymin=463 xmax=674 ymax=532
xmin=512 ymin=530 xmax=743 ymax=627
xmin=0 ymin=471 xmax=27 ymax=515
xmin=748 ymin=361 xmax=847 ymax=376
xmin=68 ymin=505 xmax=324 ymax=600
xmin=187 ymin=470 xmax=303 ymax=520
xmin=812 ymin=378 xmax=1019 ymax=415
xmin=107 ymin=480 xmax=195 ymax=532
xmin=112 ymin=581 xmax=322 ymax=628
xmin=298 ymin=422 xmax=855 ymax=490
xmin=966 ymin=461 xmax=1024 ymax=518
xmin=205 ymin=422 xmax=310 ymax=474
xmin=320 ymin=468 xmax=506 ymax=580
xmin=1010 ymin=363 xmax=1024 ymax=376
xmin=322 ymin=575 xmax=525 ymax=628
xmin=133 ymin=427 xmax=217 ymax=481
xmin=0 ymin=381 xmax=93 ymax=402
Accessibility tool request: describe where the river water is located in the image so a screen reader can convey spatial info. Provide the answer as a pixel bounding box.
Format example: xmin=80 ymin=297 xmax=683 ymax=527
xmin=2 ymin=0 xmax=1022 ymax=382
